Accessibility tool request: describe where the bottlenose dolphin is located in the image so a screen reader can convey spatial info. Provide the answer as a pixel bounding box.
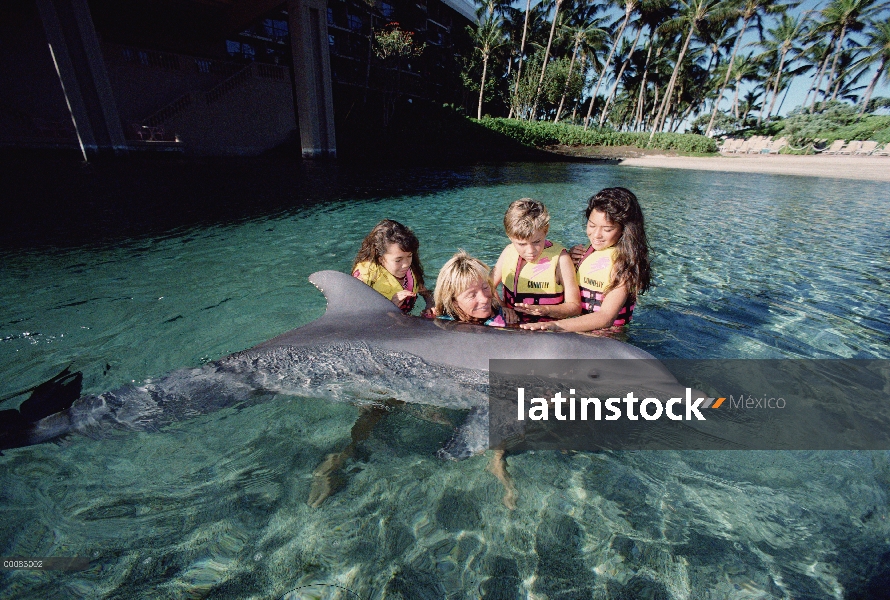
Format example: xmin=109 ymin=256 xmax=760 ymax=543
xmin=1 ymin=271 xmax=684 ymax=458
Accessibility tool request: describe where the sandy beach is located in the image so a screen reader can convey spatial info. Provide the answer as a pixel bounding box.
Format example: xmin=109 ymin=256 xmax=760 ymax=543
xmin=618 ymin=153 xmax=890 ymax=182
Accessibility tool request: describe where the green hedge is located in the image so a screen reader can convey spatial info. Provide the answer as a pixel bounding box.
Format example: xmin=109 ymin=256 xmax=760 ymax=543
xmin=473 ymin=118 xmax=718 ymax=153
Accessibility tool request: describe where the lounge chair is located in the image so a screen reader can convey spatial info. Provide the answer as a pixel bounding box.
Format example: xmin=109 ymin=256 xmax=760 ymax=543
xmin=742 ymin=136 xmax=761 ymax=153
xmin=767 ymin=137 xmax=787 ymax=154
xmin=854 ymin=141 xmax=878 ymax=155
xmin=838 ymin=140 xmax=863 ymax=155
xmin=821 ymin=140 xmax=846 ymax=154
xmin=734 ymin=138 xmax=753 ymax=154
xmin=744 ymin=136 xmax=766 ymax=154
xmin=720 ymin=138 xmax=742 ymax=153
xmin=759 ymin=137 xmax=775 ymax=154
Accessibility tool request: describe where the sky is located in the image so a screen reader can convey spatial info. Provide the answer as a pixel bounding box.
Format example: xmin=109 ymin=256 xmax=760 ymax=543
xmin=728 ymin=0 xmax=890 ymax=117
xmin=507 ymin=0 xmax=890 ymax=121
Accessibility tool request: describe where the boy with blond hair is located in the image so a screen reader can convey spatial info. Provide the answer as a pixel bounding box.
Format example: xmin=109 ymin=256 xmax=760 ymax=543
xmin=491 ymin=199 xmax=581 ymax=323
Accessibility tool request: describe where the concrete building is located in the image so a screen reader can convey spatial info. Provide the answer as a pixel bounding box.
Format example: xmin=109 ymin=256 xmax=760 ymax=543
xmin=0 ymin=0 xmax=474 ymax=157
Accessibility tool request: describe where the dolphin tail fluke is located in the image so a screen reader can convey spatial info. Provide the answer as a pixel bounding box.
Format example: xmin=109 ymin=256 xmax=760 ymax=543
xmin=0 ymin=367 xmax=82 ymax=453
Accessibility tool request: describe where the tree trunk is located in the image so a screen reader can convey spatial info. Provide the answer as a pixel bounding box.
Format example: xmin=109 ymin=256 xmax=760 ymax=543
xmin=858 ymin=56 xmax=885 ymax=116
xmin=776 ymin=75 xmax=793 ymax=114
xmin=632 ymin=37 xmax=655 ymax=131
xmin=827 ymin=23 xmax=848 ymax=102
xmin=705 ymin=17 xmax=749 ymax=136
xmin=765 ymin=45 xmax=789 ymax=120
xmin=584 ymin=5 xmax=632 ymax=129
xmin=733 ymin=75 xmax=741 ymax=118
xmin=478 ymin=51 xmax=489 ymax=120
xmin=809 ymin=41 xmax=834 ymax=113
xmin=531 ymin=0 xmax=562 ymax=120
xmin=555 ymin=35 xmax=581 ymax=122
xmin=571 ymin=55 xmax=589 ymax=123
xmin=599 ymin=24 xmax=643 ymax=127
xmin=649 ymin=24 xmax=694 ymax=144
xmin=508 ymin=0 xmax=533 ymax=119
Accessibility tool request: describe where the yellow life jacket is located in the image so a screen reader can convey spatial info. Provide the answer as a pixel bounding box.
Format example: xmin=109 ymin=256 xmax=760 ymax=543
xmin=352 ymin=261 xmax=417 ymax=312
xmin=576 ymin=245 xmax=634 ymax=326
xmin=501 ymin=241 xmax=565 ymax=322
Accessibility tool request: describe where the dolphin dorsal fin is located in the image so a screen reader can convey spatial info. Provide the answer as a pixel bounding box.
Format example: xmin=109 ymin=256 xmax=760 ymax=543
xmin=309 ymin=270 xmax=404 ymax=319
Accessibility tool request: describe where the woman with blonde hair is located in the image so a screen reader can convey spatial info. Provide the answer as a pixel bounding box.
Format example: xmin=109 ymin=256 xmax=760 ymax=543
xmin=434 ymin=251 xmax=517 ymax=326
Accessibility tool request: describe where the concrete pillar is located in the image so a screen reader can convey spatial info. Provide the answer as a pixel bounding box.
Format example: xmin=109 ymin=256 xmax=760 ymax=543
xmin=287 ymin=0 xmax=336 ymax=158
xmin=35 ymin=0 xmax=126 ymax=155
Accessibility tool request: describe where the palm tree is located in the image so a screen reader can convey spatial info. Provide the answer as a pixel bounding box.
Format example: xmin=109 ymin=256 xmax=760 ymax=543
xmin=801 ymin=39 xmax=832 ymax=110
xmin=758 ymin=12 xmax=809 ymax=121
xmin=704 ymin=0 xmax=789 ymax=137
xmin=531 ymin=0 xmax=564 ymax=119
xmin=599 ymin=24 xmax=644 ymax=126
xmin=584 ymin=0 xmax=639 ymax=129
xmin=555 ymin=15 xmax=607 ymax=122
xmin=729 ymin=52 xmax=760 ymax=117
xmin=808 ymin=0 xmax=886 ymax=111
xmin=828 ymin=45 xmax=869 ymax=103
xmin=508 ymin=0 xmax=534 ymax=118
xmin=648 ymin=0 xmax=734 ymax=143
xmin=631 ymin=0 xmax=674 ymax=130
xmin=821 ymin=0 xmax=887 ymax=102
xmin=858 ymin=19 xmax=890 ymax=115
xmin=739 ymin=87 xmax=761 ymax=124
xmin=470 ymin=15 xmax=507 ymax=119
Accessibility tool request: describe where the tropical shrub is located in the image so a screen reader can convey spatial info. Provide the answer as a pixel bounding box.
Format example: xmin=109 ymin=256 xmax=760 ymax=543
xmin=474 ymin=118 xmax=718 ymax=153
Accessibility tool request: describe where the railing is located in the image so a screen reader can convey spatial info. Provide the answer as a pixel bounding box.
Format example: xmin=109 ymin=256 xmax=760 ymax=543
xmin=255 ymin=63 xmax=288 ymax=81
xmin=107 ymin=43 xmax=252 ymax=77
xmin=142 ymin=93 xmax=194 ymax=128
xmin=204 ymin=65 xmax=253 ymax=104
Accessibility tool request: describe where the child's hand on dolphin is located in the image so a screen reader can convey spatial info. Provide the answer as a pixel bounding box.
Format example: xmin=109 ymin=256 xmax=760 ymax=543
xmin=513 ymin=303 xmax=551 ymax=318
xmin=502 ymin=307 xmax=518 ymax=324
xmin=520 ymin=320 xmax=563 ymax=331
xmin=569 ymin=244 xmax=587 ymax=267
xmin=391 ymin=290 xmax=416 ymax=308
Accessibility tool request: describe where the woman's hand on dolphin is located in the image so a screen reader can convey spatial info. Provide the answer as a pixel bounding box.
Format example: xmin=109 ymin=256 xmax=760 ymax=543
xmin=502 ymin=307 xmax=518 ymax=325
xmin=520 ymin=320 xmax=563 ymax=332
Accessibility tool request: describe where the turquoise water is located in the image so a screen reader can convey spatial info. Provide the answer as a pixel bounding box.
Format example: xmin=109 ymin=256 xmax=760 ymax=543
xmin=1 ymin=159 xmax=889 ymax=598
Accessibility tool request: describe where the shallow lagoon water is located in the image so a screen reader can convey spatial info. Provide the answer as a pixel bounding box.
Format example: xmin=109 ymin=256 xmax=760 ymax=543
xmin=1 ymin=159 xmax=889 ymax=598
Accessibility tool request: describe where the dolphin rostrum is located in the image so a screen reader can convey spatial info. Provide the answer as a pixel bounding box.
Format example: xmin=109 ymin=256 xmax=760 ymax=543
xmin=1 ymin=271 xmax=687 ymax=458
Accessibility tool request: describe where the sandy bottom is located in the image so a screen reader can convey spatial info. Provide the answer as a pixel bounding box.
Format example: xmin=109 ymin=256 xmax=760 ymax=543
xmin=617 ymin=153 xmax=890 ymax=182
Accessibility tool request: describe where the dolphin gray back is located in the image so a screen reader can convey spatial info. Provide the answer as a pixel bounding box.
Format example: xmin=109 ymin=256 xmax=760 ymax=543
xmin=253 ymin=271 xmax=656 ymax=370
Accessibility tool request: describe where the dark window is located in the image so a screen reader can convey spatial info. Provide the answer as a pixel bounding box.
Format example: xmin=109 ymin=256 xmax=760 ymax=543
xmin=264 ymin=19 xmax=288 ymax=41
xmin=226 ymin=40 xmax=256 ymax=60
